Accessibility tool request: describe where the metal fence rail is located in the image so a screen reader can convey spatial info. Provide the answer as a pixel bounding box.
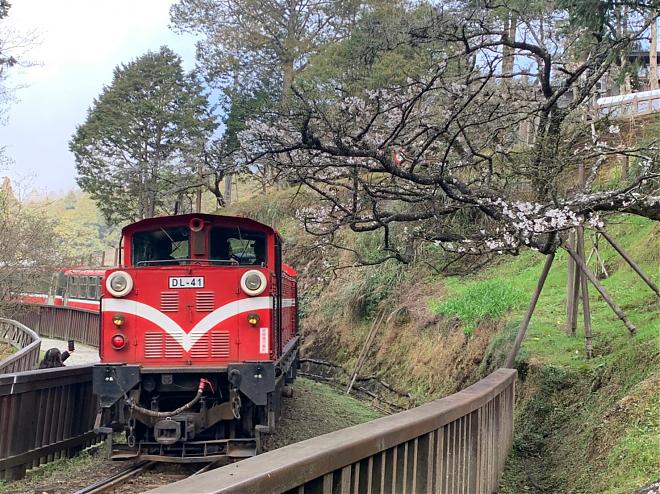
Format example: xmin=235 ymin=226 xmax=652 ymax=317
xmin=597 ymin=90 xmax=660 ymax=119
xmin=0 ymin=318 xmax=41 ymax=374
xmin=0 ymin=365 xmax=99 ymax=480
xmin=16 ymin=305 xmax=100 ymax=347
xmin=146 ymin=368 xmax=517 ymax=494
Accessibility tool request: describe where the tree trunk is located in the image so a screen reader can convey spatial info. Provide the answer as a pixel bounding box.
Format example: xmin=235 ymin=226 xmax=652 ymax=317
xmin=502 ymin=14 xmax=517 ymax=77
xmin=224 ymin=174 xmax=232 ymax=205
xmin=650 ymin=15 xmax=659 ymax=90
xmin=280 ymin=58 xmax=295 ymax=107
xmin=195 ymin=160 xmax=203 ymax=213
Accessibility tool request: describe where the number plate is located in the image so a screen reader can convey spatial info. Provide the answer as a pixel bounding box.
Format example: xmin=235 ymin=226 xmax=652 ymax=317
xmin=169 ymin=276 xmax=205 ymax=289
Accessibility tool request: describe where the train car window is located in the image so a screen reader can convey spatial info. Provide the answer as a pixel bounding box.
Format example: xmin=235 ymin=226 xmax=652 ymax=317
xmin=209 ymin=227 xmax=266 ymax=266
xmin=56 ymin=272 xmax=66 ymax=297
xmin=132 ymin=227 xmax=189 ymax=266
xmin=81 ymin=276 xmax=88 ymax=299
xmin=87 ymin=276 xmax=97 ymax=299
xmin=69 ymin=276 xmax=78 ymax=299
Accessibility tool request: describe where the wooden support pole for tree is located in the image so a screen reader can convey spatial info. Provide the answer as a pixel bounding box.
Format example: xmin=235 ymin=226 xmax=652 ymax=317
xmin=563 ymin=242 xmax=637 ymax=335
xmin=346 ymin=311 xmax=386 ymax=395
xmin=569 ymin=230 xmax=581 ymax=336
xmin=505 ymin=253 xmax=555 ymax=368
xmin=577 ymin=226 xmax=593 ymax=358
xmin=596 ymin=227 xmax=659 ymax=297
xmin=565 ymin=233 xmax=576 ymax=334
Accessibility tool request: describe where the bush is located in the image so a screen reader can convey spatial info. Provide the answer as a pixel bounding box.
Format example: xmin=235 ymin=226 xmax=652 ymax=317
xmin=429 ymin=279 xmax=526 ymax=332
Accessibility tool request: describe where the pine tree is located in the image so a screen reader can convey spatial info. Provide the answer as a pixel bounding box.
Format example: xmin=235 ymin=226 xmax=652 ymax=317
xmin=70 ymin=46 xmax=217 ymax=224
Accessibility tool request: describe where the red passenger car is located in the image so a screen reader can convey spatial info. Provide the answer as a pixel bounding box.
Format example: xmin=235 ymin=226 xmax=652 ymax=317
xmin=92 ymin=214 xmax=298 ymax=461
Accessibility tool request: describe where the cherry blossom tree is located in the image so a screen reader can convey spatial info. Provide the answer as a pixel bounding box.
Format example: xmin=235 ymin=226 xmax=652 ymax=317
xmin=238 ymin=1 xmax=659 ymax=266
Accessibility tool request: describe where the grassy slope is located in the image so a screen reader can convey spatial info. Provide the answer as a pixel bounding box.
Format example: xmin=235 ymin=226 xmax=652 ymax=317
xmin=227 ymin=187 xmax=658 ymax=493
xmin=438 ymin=216 xmax=659 ymax=493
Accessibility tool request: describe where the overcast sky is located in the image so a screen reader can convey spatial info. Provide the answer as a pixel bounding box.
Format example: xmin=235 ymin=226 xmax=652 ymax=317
xmin=2 ymin=0 xmax=197 ymax=196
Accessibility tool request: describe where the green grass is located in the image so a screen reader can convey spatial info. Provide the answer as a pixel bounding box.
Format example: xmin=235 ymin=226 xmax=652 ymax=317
xmin=431 ymin=216 xmax=658 ymax=372
xmin=604 ymin=391 xmax=660 ymax=493
xmin=464 ymin=216 xmax=660 ymax=493
xmin=428 ymin=279 xmax=526 ymax=335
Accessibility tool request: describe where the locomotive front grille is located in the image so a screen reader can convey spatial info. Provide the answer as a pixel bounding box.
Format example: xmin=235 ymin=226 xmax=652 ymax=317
xmin=143 ymin=331 xmax=230 ymax=359
xmin=211 ymin=331 xmax=230 ymax=358
xmin=160 ymin=292 xmax=179 ymax=312
xmin=190 ymin=334 xmax=209 ymax=358
xmin=195 ymin=291 xmax=215 ymax=312
xmin=165 ymin=335 xmax=184 ymax=358
xmin=144 ymin=332 xmax=163 ymax=358
xmin=143 ymin=332 xmax=184 ymax=359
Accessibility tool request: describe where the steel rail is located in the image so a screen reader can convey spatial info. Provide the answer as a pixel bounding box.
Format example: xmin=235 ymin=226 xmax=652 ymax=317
xmin=145 ymin=368 xmax=517 ymax=494
xmin=73 ymin=461 xmax=156 ymax=494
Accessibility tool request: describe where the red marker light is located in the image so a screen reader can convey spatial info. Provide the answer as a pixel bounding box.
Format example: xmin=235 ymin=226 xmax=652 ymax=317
xmin=111 ymin=334 xmax=126 ymax=349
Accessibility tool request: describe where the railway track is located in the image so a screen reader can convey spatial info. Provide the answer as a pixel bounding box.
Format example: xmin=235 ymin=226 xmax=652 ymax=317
xmin=73 ymin=460 xmax=222 ymax=494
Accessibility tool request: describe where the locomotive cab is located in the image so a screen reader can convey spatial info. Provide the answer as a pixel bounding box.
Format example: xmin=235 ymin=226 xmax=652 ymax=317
xmin=92 ymin=214 xmax=298 ymax=462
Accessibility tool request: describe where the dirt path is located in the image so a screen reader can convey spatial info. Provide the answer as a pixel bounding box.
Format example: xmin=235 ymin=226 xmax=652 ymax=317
xmin=0 ymin=378 xmax=382 ymax=494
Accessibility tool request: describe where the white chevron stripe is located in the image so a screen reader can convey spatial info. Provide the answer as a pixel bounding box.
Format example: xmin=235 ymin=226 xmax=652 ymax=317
xmin=102 ymin=297 xmax=295 ymax=352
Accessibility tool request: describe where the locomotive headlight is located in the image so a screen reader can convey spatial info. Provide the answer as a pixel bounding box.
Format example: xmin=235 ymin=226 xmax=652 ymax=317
xmin=112 ymin=313 xmax=125 ymax=328
xmin=106 ymin=271 xmax=133 ymax=297
xmin=247 ymin=313 xmax=260 ymax=326
xmin=240 ymin=270 xmax=267 ymax=296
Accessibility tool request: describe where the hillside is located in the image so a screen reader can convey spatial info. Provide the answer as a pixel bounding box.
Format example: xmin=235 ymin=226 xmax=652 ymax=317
xmin=225 ymin=188 xmax=659 ymax=494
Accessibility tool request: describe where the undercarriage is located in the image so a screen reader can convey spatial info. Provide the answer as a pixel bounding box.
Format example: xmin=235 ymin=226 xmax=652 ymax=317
xmin=92 ymin=339 xmax=298 ymax=462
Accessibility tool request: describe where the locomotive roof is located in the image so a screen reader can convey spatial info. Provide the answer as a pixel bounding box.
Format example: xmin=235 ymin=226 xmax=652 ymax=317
xmin=122 ymin=213 xmax=278 ymax=237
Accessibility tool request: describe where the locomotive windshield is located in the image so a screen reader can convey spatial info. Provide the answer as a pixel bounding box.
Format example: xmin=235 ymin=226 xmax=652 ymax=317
xmin=133 ymin=226 xmax=190 ymax=266
xmin=130 ymin=224 xmax=267 ymax=266
xmin=210 ymin=227 xmax=266 ymax=266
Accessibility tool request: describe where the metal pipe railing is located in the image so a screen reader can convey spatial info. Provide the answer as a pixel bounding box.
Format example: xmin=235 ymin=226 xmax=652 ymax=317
xmin=146 ymin=368 xmax=517 ymax=494
xmin=0 ymin=318 xmax=41 ymax=374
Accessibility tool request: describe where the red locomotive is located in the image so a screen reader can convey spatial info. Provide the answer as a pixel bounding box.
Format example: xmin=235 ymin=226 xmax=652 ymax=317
xmin=92 ymin=213 xmax=298 ymax=461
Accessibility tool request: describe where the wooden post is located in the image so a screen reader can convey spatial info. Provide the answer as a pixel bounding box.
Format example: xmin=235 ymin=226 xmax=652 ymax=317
xmin=577 ymin=227 xmax=593 ymax=358
xmin=650 ymin=15 xmax=659 ymax=91
xmin=565 ymin=233 xmax=576 ymax=334
xmin=569 ymin=230 xmax=581 ymax=336
xmin=596 ymin=227 xmax=659 ymax=297
xmin=346 ymin=311 xmax=386 ymax=394
xmin=563 ymin=242 xmax=636 ymax=335
xmin=505 ymin=253 xmax=555 ymax=368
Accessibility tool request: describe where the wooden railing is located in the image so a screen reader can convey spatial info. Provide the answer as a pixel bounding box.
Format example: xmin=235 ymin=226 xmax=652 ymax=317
xmin=0 ymin=365 xmax=99 ymax=480
xmin=0 ymin=318 xmax=41 ymax=374
xmin=15 ymin=305 xmax=100 ymax=347
xmin=146 ymin=368 xmax=517 ymax=494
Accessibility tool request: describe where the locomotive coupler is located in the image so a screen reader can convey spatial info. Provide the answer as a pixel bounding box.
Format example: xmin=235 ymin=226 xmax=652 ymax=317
xmin=154 ymin=417 xmax=180 ymax=445
xmin=127 ymin=417 xmax=137 ymax=448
